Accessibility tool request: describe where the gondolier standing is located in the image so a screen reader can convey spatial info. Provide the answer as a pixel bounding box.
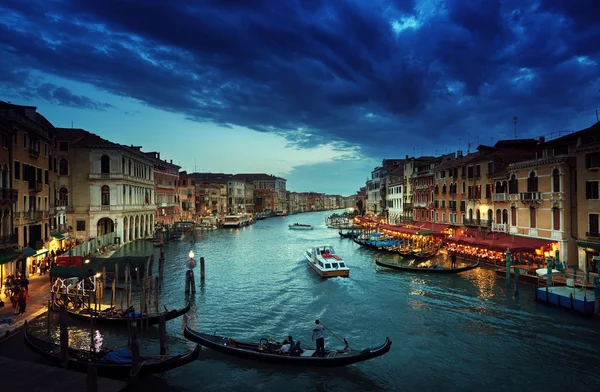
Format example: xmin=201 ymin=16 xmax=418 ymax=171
xmin=312 ymin=319 xmax=325 ymax=357
xmin=451 ymin=252 xmax=457 ymax=268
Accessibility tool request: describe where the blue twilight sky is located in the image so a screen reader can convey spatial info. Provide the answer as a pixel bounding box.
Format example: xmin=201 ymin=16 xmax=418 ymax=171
xmin=1 ymin=1 xmax=599 ymax=196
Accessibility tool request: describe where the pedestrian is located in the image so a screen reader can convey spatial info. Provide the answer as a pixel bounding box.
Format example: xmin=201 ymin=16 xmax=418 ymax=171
xmin=17 ymin=287 xmax=28 ymax=315
xmin=21 ymin=277 xmax=29 ymax=292
xmin=451 ymin=251 xmax=457 ymax=268
xmin=312 ymin=319 xmax=325 ymax=357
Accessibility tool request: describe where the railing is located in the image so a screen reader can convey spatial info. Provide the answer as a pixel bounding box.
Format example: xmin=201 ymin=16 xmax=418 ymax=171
xmin=492 ymin=222 xmax=508 ymax=233
xmin=28 ymin=210 xmax=43 ymax=221
xmin=414 ymin=202 xmax=428 ymax=208
xmin=403 ymin=203 xmax=413 ymax=210
xmin=28 ymin=181 xmax=43 ymax=192
xmin=0 ymin=233 xmax=18 ymax=247
xmin=29 ymin=147 xmax=40 ymax=158
xmin=54 ymin=199 xmax=68 ymax=207
xmin=101 ymin=205 xmax=110 ymax=210
xmin=464 ymin=219 xmax=482 ymax=226
xmin=0 ymin=188 xmax=18 ymax=203
xmin=492 ymin=193 xmax=508 ymax=202
xmin=519 ymin=192 xmax=541 ymax=201
xmin=586 ymin=232 xmax=600 ymax=239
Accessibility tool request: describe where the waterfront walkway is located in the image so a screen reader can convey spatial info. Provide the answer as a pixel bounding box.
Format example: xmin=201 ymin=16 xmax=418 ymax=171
xmin=0 ymin=275 xmax=51 ymax=339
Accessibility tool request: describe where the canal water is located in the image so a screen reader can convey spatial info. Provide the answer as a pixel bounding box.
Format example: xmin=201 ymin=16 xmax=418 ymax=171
xmin=26 ymin=211 xmax=600 ymax=391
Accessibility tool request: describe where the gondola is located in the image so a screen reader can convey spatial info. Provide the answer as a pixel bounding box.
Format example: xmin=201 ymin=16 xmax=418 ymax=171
xmin=376 ymin=259 xmax=480 ymax=274
xmin=412 ymin=250 xmax=439 ymax=260
xmin=23 ymin=322 xmax=200 ymax=378
xmin=67 ymin=302 xmax=191 ymax=326
xmin=183 ymin=324 xmax=391 ymax=367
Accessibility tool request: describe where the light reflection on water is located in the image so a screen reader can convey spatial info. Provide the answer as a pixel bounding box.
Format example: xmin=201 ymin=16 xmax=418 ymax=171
xmin=25 ymin=211 xmax=600 ymax=392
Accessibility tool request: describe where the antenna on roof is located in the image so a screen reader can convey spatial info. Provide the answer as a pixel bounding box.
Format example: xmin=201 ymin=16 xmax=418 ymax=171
xmin=467 ymin=132 xmax=471 ymax=153
xmin=513 ymin=116 xmax=518 ymax=138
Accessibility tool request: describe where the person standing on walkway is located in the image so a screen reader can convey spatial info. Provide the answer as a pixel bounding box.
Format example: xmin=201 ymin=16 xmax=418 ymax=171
xmin=17 ymin=287 xmax=28 ymax=315
xmin=312 ymin=319 xmax=325 ymax=357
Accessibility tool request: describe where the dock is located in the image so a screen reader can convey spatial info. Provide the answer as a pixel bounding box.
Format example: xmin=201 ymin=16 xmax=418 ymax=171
xmin=0 ymin=356 xmax=127 ymax=392
xmin=535 ymin=285 xmax=596 ymax=316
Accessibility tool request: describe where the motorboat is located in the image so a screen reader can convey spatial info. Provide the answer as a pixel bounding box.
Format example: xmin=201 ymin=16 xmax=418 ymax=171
xmin=304 ymin=246 xmax=349 ymax=278
xmin=289 ymin=223 xmax=314 ymax=230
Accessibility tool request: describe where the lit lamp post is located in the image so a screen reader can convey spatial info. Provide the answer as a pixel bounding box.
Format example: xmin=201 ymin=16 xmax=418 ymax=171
xmin=186 ymin=250 xmax=197 ymax=269
xmin=114 ymin=218 xmax=119 ymax=244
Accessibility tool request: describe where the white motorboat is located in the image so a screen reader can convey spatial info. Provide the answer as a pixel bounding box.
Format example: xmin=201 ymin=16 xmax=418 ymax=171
xmin=289 ymin=223 xmax=314 ymax=230
xmin=304 ymin=246 xmax=350 ymax=278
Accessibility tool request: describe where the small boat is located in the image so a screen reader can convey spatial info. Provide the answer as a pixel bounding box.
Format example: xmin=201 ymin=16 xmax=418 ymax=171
xmin=24 ymin=322 xmax=200 ymax=378
xmin=289 ymin=223 xmax=314 ymax=230
xmin=376 ymin=259 xmax=480 ymax=274
xmin=67 ymin=302 xmax=191 ymax=326
xmin=305 ymin=246 xmax=350 ymax=278
xmin=412 ymin=249 xmax=439 ymax=260
xmin=183 ymin=324 xmax=391 ymax=367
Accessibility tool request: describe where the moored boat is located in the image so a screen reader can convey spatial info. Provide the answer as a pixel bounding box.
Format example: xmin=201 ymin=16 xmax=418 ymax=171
xmin=67 ymin=302 xmax=191 ymax=326
xmin=23 ymin=322 xmax=200 ymax=378
xmin=304 ymin=246 xmax=350 ymax=278
xmin=182 ymin=324 xmax=391 ymax=367
xmin=289 ymin=223 xmax=314 ymax=230
xmin=376 ymin=259 xmax=480 ymax=274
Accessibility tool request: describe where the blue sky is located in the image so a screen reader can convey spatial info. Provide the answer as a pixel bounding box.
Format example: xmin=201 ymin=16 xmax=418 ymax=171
xmin=1 ymin=0 xmax=599 ymax=196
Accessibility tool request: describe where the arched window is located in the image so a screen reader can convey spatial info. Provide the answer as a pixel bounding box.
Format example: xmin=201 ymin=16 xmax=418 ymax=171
xmin=434 ymin=184 xmax=439 ymax=195
xmin=527 ymin=171 xmax=538 ymax=192
xmin=552 ymin=169 xmax=560 ymax=193
xmin=59 ymin=187 xmax=69 ymax=205
xmin=476 ymin=209 xmax=480 ymax=224
xmin=495 ymin=208 xmax=502 ymax=224
xmin=509 ymin=174 xmax=518 ymax=194
xmin=442 ymin=184 xmax=447 ymax=194
xmin=487 ymin=209 xmax=493 ymax=225
xmin=58 ymin=159 xmax=69 ymax=176
xmin=495 ymin=181 xmax=502 ymax=193
xmin=468 ymin=208 xmax=473 ymax=221
xmin=101 ymin=185 xmax=110 ymax=205
xmin=101 ymin=155 xmax=110 ymax=174
xmin=553 ymin=205 xmax=560 ymax=231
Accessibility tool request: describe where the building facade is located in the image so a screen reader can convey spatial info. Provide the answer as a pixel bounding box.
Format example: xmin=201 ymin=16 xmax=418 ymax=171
xmin=146 ymin=152 xmax=180 ymax=227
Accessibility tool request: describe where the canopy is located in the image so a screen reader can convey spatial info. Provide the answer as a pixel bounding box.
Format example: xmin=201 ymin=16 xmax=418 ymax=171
xmin=52 ymin=233 xmax=66 ymax=240
xmin=50 ymin=266 xmax=96 ymax=279
xmin=0 ymin=250 xmax=20 ymax=266
xmin=20 ymin=247 xmax=36 ymax=257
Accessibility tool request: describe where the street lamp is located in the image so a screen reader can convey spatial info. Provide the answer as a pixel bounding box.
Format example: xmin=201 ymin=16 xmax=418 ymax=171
xmin=186 ymin=250 xmax=197 ymax=269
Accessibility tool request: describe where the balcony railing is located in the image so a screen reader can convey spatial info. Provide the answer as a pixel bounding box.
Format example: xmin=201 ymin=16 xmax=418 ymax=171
xmin=0 ymin=233 xmax=18 ymax=248
xmin=492 ymin=193 xmax=508 ymax=202
xmin=28 ymin=210 xmax=43 ymax=221
xmin=586 ymin=232 xmax=600 ymax=239
xmin=414 ymin=202 xmax=428 ymax=208
xmin=519 ymin=192 xmax=542 ymax=201
xmin=492 ymin=222 xmax=508 ymax=233
xmin=403 ymin=203 xmax=413 ymax=210
xmin=28 ymin=181 xmax=43 ymax=193
xmin=0 ymin=188 xmax=18 ymax=203
xmin=54 ymin=199 xmax=68 ymax=207
xmin=464 ymin=219 xmax=482 ymax=226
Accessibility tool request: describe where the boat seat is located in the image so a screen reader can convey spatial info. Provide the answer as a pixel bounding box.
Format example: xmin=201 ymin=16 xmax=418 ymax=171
xmin=300 ymin=349 xmax=315 ymax=357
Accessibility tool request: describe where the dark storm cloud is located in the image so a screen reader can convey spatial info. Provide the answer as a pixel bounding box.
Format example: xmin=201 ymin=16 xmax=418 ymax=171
xmin=0 ymin=0 xmax=598 ymax=157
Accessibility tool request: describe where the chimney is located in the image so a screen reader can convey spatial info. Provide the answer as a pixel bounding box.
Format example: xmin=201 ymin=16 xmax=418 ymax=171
xmin=538 ymin=136 xmax=545 ymax=143
xmin=170 ymin=159 xmax=173 ymax=164
xmin=457 ymin=150 xmax=463 ymax=157
xmin=157 ymin=152 xmax=160 ymax=159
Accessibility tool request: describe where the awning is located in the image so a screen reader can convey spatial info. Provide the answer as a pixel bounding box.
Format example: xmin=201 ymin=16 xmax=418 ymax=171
xmin=577 ymin=241 xmax=600 ymax=252
xmin=20 ymin=247 xmax=36 ymax=257
xmin=497 ymin=236 xmax=555 ymax=253
xmin=33 ymin=249 xmax=49 ymax=257
xmin=0 ymin=250 xmax=20 ymax=265
xmin=416 ymin=229 xmax=433 ymax=236
xmin=50 ymin=266 xmax=96 ymax=279
xmin=52 ymin=233 xmax=65 ymax=240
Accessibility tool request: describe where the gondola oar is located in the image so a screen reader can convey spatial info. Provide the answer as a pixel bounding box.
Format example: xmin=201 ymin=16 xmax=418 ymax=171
xmin=322 ymin=324 xmax=354 ymax=350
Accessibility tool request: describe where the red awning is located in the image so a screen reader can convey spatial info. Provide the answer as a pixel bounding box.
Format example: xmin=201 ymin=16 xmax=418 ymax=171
xmin=495 ymin=235 xmax=556 ymax=253
xmin=379 ymin=224 xmax=421 ymax=235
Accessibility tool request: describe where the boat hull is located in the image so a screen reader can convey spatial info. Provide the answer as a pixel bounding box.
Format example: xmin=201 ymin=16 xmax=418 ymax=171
xmin=307 ymin=259 xmax=350 ymax=278
xmin=183 ymin=326 xmax=391 ymax=367
xmin=66 ymin=302 xmax=190 ymax=326
xmin=376 ymin=259 xmax=480 ymax=274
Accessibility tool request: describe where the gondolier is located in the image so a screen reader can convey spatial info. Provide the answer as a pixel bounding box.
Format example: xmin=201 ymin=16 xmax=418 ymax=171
xmin=312 ymin=319 xmax=325 ymax=357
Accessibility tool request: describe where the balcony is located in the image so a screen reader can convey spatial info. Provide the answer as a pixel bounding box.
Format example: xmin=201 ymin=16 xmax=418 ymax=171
xmin=0 ymin=188 xmax=18 ymax=203
xmin=0 ymin=233 xmax=18 ymax=249
xmin=414 ymin=202 xmax=428 ymax=208
xmin=586 ymin=232 xmax=600 ymax=239
xmin=29 ymin=147 xmax=40 ymax=158
xmin=27 ymin=210 xmax=43 ymax=221
xmin=28 ymin=181 xmax=43 ymax=193
xmin=519 ymin=192 xmax=542 ymax=201
xmin=55 ymin=199 xmax=68 ymax=208
xmin=403 ymin=203 xmax=413 ymax=210
xmin=492 ymin=222 xmax=508 ymax=233
xmin=464 ymin=219 xmax=482 ymax=226
xmin=492 ymin=193 xmax=508 ymax=202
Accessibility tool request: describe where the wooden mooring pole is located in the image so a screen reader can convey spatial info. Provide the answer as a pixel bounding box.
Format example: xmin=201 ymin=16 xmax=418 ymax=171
xmin=200 ymin=257 xmax=205 ymax=281
xmin=59 ymin=305 xmax=69 ymax=367
xmin=159 ymin=314 xmax=168 ymax=355
xmin=185 ymin=270 xmax=196 ymax=294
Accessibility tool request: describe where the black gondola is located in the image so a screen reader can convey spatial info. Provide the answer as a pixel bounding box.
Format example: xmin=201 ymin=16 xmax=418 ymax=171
xmin=376 ymin=259 xmax=480 ymax=274
xmin=67 ymin=302 xmax=191 ymax=326
xmin=412 ymin=250 xmax=439 ymax=260
xmin=183 ymin=324 xmax=391 ymax=367
xmin=23 ymin=322 xmax=200 ymax=378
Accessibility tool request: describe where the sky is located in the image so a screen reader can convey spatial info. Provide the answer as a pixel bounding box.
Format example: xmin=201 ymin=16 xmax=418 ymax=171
xmin=1 ymin=0 xmax=599 ymax=196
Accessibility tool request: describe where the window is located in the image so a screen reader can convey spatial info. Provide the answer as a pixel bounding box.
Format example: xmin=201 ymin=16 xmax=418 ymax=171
xmin=529 ymin=207 xmax=536 ymax=228
xmin=553 ymin=207 xmax=560 ymax=231
xmin=59 ymin=187 xmax=69 ymax=205
xmin=552 ymin=169 xmax=560 ymax=193
xmin=13 ymin=161 xmax=20 ymax=180
xmin=1 ymin=133 xmax=7 ymax=148
xmin=76 ymin=220 xmax=86 ymax=231
xmin=485 ymin=184 xmax=492 ymax=198
xmin=509 ymin=174 xmax=518 ymax=194
xmin=487 ymin=162 xmax=493 ymax=176
xmin=58 ymin=141 xmax=69 ymax=151
xmin=101 ymin=185 xmax=110 ymax=205
xmin=442 ymin=184 xmax=446 ymax=194
xmin=586 ymin=181 xmax=599 ymax=199
xmin=58 ymin=159 xmax=69 ymax=176
xmin=44 ymin=143 xmax=47 ymax=156
xmin=496 ymin=208 xmax=501 ymax=224
xmin=462 ymin=181 xmax=466 ymax=194
xmin=44 ymin=170 xmax=49 ymax=185
xmin=527 ymin=172 xmax=538 ymax=192
xmin=585 ymin=152 xmax=600 ymax=169
xmin=589 ymin=214 xmax=599 ymax=236
xmin=460 ymin=200 xmax=466 ymax=212
xmin=467 ymin=166 xmax=473 ymax=179
xmin=511 ymin=207 xmax=517 ymax=226
xmin=475 ymin=165 xmax=481 ymax=178
xmin=101 ymin=155 xmax=110 ymax=174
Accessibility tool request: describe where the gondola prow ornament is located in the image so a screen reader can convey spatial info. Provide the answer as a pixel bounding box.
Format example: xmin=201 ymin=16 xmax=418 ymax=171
xmin=186 ymin=250 xmax=197 ymax=269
